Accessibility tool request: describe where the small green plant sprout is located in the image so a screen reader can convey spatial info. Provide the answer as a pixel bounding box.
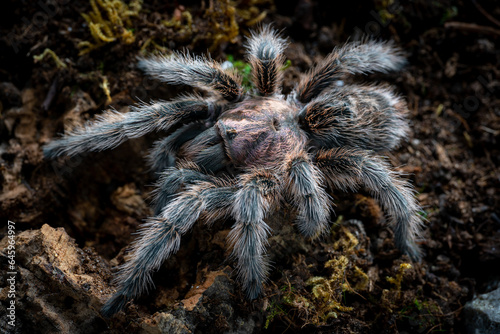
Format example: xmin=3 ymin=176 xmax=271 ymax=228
xmin=281 ymin=59 xmax=292 ymax=71
xmin=33 ymin=48 xmax=67 ymax=69
xmin=264 ymin=301 xmax=286 ymax=330
xmin=225 ymin=55 xmax=253 ymax=89
xmin=78 ymin=0 xmax=142 ymax=55
xmin=224 ymin=55 xmax=291 ymax=91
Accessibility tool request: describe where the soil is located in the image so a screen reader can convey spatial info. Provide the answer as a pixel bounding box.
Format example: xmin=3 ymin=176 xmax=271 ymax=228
xmin=1 ymin=0 xmax=499 ymax=333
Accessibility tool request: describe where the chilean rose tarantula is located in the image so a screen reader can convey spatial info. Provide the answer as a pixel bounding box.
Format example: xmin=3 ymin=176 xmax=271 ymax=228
xmin=44 ymin=26 xmax=423 ymax=316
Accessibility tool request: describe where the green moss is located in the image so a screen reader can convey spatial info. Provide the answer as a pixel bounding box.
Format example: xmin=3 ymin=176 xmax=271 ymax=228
xmin=386 ymin=263 xmax=412 ymax=291
xmin=306 ymin=255 xmax=355 ymax=322
xmin=162 ymin=10 xmax=193 ymax=44
xmin=33 ymin=48 xmax=67 ymax=69
xmin=100 ymin=76 xmax=112 ymax=104
xmin=78 ymin=0 xmax=142 ymax=55
xmin=142 ymin=0 xmax=274 ymax=53
xmin=201 ymin=0 xmax=273 ymax=51
xmin=375 ymin=0 xmax=397 ymax=24
xmin=267 ymin=224 xmax=368 ymax=327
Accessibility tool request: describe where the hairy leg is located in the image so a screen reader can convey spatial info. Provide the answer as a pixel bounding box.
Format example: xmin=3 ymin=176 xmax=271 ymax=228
xmin=299 ymin=84 xmax=409 ymax=152
xmin=102 ymin=174 xmax=235 ymax=317
xmin=176 ymin=126 xmax=231 ymax=173
xmin=138 ymin=53 xmax=243 ymax=102
xmin=148 ymin=123 xmax=207 ymax=173
xmin=228 ymin=169 xmax=280 ymax=298
xmin=315 ymin=148 xmax=423 ymax=260
xmin=152 ymin=162 xmax=214 ymax=215
xmin=44 ymin=98 xmax=220 ymax=158
xmin=180 ymin=126 xmax=222 ymax=160
xmin=103 ymin=167 xmax=281 ymax=314
xmin=193 ymin=143 xmax=230 ymax=173
xmin=284 ymin=149 xmax=331 ymax=238
xmin=245 ymin=25 xmax=288 ymax=96
xmin=295 ymin=40 xmax=406 ymax=103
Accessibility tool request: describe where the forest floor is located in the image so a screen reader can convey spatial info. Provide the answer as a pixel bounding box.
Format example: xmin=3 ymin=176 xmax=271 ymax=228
xmin=1 ymin=0 xmax=499 ymax=333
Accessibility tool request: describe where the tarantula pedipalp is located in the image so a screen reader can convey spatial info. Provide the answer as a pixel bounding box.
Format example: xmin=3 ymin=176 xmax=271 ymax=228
xmin=43 ymin=26 xmax=423 ymax=317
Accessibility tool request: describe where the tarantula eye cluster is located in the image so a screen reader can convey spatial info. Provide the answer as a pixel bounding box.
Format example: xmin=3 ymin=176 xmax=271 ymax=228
xmin=44 ymin=26 xmax=423 ymax=317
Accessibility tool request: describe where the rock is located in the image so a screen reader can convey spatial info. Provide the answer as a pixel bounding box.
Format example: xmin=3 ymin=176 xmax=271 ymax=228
xmin=0 ymin=224 xmax=111 ymax=334
xmin=141 ymin=313 xmax=191 ymax=334
xmin=62 ymin=90 xmax=97 ymax=132
xmin=464 ymin=287 xmax=500 ymax=334
xmin=0 ymin=82 xmax=22 ymax=109
xmin=140 ymin=266 xmax=259 ymax=334
xmin=110 ymin=183 xmax=149 ymax=216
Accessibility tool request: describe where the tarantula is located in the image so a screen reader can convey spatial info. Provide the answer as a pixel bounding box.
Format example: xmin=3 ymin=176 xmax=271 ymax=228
xmin=44 ymin=26 xmax=423 ymax=317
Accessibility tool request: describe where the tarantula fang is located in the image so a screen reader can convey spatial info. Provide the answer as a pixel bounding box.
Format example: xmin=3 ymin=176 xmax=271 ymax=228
xmin=43 ymin=26 xmax=423 ymax=317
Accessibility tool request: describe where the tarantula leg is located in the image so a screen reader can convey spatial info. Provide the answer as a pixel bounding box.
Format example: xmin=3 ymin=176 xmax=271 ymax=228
xmin=148 ymin=123 xmax=207 ymax=172
xmin=228 ymin=169 xmax=280 ymax=299
xmin=180 ymin=126 xmax=221 ymax=159
xmin=194 ymin=143 xmax=230 ymax=173
xmin=44 ymin=98 xmax=219 ymax=158
xmin=284 ymin=150 xmax=331 ymax=238
xmin=315 ymin=148 xmax=423 ymax=260
xmin=138 ymin=53 xmax=243 ymax=102
xmin=295 ymin=40 xmax=406 ymax=103
xmin=173 ymin=126 xmax=231 ymax=173
xmin=246 ymin=25 xmax=288 ymax=96
xmin=298 ymin=84 xmax=409 ymax=152
xmin=152 ymin=162 xmax=214 ymax=215
xmin=102 ymin=178 xmax=235 ymax=317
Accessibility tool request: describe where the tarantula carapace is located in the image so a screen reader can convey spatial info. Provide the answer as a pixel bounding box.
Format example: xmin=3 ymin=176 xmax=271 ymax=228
xmin=44 ymin=26 xmax=423 ymax=316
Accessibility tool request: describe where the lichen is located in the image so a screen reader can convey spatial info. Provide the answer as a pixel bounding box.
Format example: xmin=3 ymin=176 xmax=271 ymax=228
xmin=78 ymin=0 xmax=142 ymax=55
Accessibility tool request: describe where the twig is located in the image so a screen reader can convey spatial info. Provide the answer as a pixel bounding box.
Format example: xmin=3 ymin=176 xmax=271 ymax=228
xmin=445 ymin=21 xmax=500 ymax=36
xmin=472 ymin=0 xmax=500 ymax=28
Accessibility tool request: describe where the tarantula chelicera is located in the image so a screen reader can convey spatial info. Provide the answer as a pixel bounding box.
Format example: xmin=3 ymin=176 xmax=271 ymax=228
xmin=44 ymin=26 xmax=423 ymax=316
